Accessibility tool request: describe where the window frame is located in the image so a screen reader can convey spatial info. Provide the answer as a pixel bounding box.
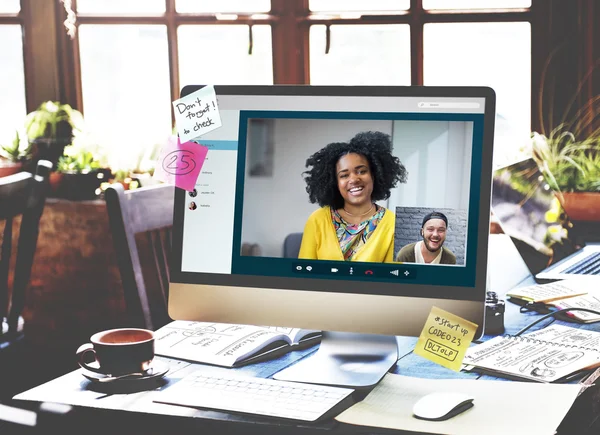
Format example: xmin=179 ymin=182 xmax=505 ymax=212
xmin=303 ymin=0 xmax=532 ymax=84
xmin=0 ymin=4 xmax=28 ymax=110
xmin=64 ymin=0 xmax=284 ymax=121
xmin=54 ymin=0 xmax=592 ymax=135
xmin=0 ymin=9 xmax=22 ymax=23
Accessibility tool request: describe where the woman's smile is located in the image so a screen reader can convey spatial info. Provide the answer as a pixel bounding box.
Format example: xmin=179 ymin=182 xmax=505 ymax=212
xmin=336 ymin=153 xmax=374 ymax=208
xmin=348 ymin=186 xmax=365 ymax=196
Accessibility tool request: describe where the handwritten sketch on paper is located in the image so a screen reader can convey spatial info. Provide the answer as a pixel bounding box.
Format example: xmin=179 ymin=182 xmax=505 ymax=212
xmin=153 ymin=321 xmax=320 ymax=367
xmin=463 ymin=325 xmax=600 ymax=382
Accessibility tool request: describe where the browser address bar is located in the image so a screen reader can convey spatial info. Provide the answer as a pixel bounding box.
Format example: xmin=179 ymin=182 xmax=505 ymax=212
xmin=418 ymin=102 xmax=481 ymax=109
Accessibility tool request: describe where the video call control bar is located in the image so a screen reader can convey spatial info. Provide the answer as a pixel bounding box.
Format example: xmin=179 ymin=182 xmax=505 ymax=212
xmin=292 ymin=263 xmax=417 ymax=280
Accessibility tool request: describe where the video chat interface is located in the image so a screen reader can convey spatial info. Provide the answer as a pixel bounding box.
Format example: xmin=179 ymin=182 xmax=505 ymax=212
xmin=179 ymin=94 xmax=486 ymax=291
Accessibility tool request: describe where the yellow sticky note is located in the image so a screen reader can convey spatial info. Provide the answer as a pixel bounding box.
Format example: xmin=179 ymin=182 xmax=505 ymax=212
xmin=413 ymin=306 xmax=478 ymax=371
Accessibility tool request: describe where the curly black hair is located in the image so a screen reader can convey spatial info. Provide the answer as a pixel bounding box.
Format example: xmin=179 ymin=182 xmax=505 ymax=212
xmin=303 ymin=131 xmax=408 ymax=209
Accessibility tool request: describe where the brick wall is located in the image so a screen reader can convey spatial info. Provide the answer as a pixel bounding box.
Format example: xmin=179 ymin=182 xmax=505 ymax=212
xmin=394 ymin=207 xmax=468 ymax=265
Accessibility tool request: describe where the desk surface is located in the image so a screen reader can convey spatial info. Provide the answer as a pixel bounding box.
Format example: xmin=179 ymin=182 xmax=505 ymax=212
xmin=11 ymin=236 xmax=600 ymax=435
xmin=12 ymin=297 xmax=600 ymax=435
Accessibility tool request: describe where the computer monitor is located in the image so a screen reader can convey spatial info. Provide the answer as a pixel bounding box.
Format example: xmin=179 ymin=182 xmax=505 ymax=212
xmin=169 ymin=85 xmax=495 ymax=387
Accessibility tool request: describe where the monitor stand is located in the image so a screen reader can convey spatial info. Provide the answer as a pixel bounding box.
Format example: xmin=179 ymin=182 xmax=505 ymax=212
xmin=272 ymin=331 xmax=399 ymax=388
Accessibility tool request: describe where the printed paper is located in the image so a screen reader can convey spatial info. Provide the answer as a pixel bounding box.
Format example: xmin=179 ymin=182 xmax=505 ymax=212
xmin=413 ymin=306 xmax=478 ymax=371
xmin=463 ymin=326 xmax=600 ymax=383
xmin=173 ymin=85 xmax=222 ymax=142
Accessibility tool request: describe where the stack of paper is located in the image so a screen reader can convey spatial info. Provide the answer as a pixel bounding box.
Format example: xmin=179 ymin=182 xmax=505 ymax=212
xmin=335 ymin=373 xmax=580 ymax=435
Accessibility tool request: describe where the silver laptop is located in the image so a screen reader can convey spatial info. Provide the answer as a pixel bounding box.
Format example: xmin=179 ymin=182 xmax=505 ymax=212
xmin=491 ymin=158 xmax=600 ymax=280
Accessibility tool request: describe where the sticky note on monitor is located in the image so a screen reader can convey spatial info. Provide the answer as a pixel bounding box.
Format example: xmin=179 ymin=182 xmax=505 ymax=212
xmin=153 ymin=136 xmax=208 ymax=192
xmin=413 ymin=306 xmax=478 ymax=372
xmin=173 ymin=85 xmax=222 ymax=142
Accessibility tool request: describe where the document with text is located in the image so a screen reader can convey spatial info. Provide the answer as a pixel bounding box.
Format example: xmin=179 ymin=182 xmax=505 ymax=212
xmin=154 ymin=321 xmax=320 ymax=367
xmin=463 ymin=324 xmax=600 ymax=382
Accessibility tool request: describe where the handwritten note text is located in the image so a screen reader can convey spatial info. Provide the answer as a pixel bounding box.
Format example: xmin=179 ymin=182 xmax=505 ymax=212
xmin=153 ymin=136 xmax=208 ymax=191
xmin=173 ymin=85 xmax=222 ymax=142
xmin=413 ymin=306 xmax=478 ymax=371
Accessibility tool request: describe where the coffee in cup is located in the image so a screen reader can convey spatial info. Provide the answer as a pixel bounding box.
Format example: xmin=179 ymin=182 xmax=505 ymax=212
xmin=76 ymin=328 xmax=155 ymax=375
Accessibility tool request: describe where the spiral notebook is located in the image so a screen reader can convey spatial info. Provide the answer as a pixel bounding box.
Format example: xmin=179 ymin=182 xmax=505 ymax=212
xmin=463 ymin=324 xmax=600 ymax=383
xmin=506 ymin=279 xmax=600 ymax=323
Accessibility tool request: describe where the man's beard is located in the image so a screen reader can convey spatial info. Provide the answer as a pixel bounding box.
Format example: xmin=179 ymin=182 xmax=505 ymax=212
xmin=423 ymin=237 xmax=444 ymax=252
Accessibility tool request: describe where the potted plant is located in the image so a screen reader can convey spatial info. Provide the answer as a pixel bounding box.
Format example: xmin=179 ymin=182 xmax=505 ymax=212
xmin=109 ymin=169 xmax=140 ymax=191
xmin=532 ymin=126 xmax=600 ymax=222
xmin=0 ymin=131 xmax=31 ymax=177
xmin=129 ymin=140 xmax=163 ymax=187
xmin=24 ymin=101 xmax=84 ymax=168
xmin=52 ymin=143 xmax=108 ymax=200
xmin=529 ymin=48 xmax=600 ymax=222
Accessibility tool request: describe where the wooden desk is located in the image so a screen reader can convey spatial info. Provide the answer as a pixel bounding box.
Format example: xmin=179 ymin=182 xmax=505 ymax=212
xmin=10 ymin=296 xmax=600 ymax=435
xmin=9 ymin=235 xmax=600 ymax=434
xmin=0 ymin=197 xmax=168 ymax=401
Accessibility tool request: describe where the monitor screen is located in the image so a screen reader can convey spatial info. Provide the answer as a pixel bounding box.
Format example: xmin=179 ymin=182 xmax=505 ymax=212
xmin=169 ymin=86 xmax=495 ymax=339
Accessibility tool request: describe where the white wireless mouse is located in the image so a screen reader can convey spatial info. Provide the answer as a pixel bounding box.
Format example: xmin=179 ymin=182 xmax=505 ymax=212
xmin=412 ymin=392 xmax=475 ymax=421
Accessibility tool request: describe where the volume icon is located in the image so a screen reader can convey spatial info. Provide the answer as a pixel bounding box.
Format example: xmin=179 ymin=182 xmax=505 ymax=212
xmin=390 ymin=270 xmax=399 ymax=276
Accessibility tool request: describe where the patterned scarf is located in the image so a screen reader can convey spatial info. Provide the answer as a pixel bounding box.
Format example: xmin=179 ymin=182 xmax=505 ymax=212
xmin=331 ymin=205 xmax=385 ymax=260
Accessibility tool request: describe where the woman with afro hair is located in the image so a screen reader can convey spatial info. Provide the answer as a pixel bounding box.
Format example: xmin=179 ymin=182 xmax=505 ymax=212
xmin=298 ymin=131 xmax=407 ymax=263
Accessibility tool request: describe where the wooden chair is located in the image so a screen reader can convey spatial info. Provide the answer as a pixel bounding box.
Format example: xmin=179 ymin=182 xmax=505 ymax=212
xmin=105 ymin=183 xmax=175 ymax=331
xmin=0 ymin=160 xmax=51 ymax=349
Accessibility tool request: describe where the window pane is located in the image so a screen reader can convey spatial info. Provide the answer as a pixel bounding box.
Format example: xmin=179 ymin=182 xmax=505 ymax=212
xmin=176 ymin=0 xmax=270 ymax=13
xmin=0 ymin=25 xmax=26 ymax=146
xmin=178 ymin=25 xmax=273 ymax=85
xmin=424 ymin=23 xmax=531 ymax=167
xmin=79 ymin=25 xmax=172 ymax=171
xmin=310 ymin=25 xmax=410 ymax=86
xmin=0 ymin=0 xmax=20 ymax=13
xmin=423 ymin=0 xmax=530 ymax=10
xmin=309 ymin=0 xmax=409 ymax=13
xmin=77 ymin=0 xmax=165 ymax=14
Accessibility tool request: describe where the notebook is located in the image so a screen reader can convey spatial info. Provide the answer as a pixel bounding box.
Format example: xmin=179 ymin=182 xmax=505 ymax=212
xmin=506 ymin=279 xmax=589 ymax=304
xmin=491 ymin=158 xmax=600 ymax=280
xmin=506 ymin=279 xmax=600 ymax=323
xmin=153 ymin=321 xmax=320 ymax=367
xmin=463 ymin=324 xmax=600 ymax=382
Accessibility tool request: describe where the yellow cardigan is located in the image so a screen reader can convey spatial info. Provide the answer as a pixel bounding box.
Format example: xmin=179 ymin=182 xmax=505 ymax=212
xmin=298 ymin=206 xmax=395 ymax=263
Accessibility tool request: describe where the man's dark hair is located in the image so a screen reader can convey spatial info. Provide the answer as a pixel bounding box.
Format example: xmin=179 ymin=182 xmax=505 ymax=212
xmin=303 ymin=131 xmax=408 ymax=209
xmin=422 ymin=211 xmax=448 ymax=228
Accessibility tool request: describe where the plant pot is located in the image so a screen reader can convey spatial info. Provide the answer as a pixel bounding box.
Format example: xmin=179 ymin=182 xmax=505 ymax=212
xmin=131 ymin=172 xmax=159 ymax=188
xmin=557 ymin=192 xmax=600 ymax=222
xmin=49 ymin=171 xmax=65 ymax=194
xmin=54 ymin=171 xmax=103 ymax=201
xmin=29 ymin=137 xmax=72 ymax=169
xmin=0 ymin=159 xmax=23 ymax=178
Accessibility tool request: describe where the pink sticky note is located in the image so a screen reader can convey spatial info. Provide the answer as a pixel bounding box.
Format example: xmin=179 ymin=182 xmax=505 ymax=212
xmin=154 ymin=136 xmax=208 ymax=191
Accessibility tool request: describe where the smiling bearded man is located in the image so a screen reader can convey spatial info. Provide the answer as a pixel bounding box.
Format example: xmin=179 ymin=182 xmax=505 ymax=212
xmin=395 ymin=212 xmax=457 ymax=265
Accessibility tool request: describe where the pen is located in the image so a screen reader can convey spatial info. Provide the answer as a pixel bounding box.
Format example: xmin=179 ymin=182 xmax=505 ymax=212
xmin=561 ymin=369 xmax=592 ymax=383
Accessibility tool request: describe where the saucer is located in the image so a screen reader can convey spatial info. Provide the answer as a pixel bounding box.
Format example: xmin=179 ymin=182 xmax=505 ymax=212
xmin=81 ymin=360 xmax=169 ymax=384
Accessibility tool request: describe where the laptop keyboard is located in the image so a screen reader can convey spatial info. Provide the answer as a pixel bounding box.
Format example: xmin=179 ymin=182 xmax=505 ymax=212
xmin=154 ymin=367 xmax=355 ymax=422
xmin=563 ymin=252 xmax=600 ymax=275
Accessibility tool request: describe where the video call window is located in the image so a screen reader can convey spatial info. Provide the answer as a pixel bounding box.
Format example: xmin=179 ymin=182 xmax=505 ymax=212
xmin=239 ymin=115 xmax=473 ymax=270
xmin=394 ymin=208 xmax=467 ymax=266
xmin=175 ymin=102 xmax=486 ymax=293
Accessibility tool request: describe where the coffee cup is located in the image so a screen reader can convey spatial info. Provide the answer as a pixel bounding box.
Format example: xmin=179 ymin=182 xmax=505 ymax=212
xmin=76 ymin=328 xmax=155 ymax=375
